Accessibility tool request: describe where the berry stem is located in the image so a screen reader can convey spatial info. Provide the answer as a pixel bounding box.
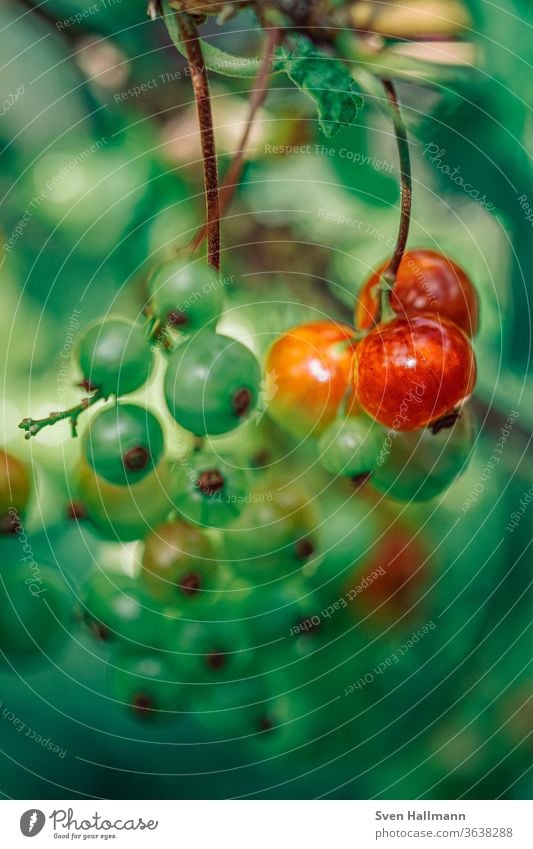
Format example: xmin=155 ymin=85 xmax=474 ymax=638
xmin=176 ymin=12 xmax=221 ymax=271
xmin=188 ymin=27 xmax=280 ymax=256
xmin=377 ymin=79 xmax=412 ymax=323
xmin=19 ymin=390 xmax=103 ymax=439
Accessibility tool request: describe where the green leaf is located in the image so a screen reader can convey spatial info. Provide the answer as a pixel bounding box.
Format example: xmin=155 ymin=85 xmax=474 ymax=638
xmin=279 ymin=36 xmax=363 ymax=137
xmin=161 ymin=2 xmax=284 ymax=78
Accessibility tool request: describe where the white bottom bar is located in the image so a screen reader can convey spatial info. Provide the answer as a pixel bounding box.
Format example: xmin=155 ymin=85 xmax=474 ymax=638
xmin=2 ymin=799 xmax=532 ymax=848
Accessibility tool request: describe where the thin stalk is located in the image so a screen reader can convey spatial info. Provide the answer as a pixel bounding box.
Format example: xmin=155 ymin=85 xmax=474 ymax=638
xmin=189 ymin=27 xmax=280 ymax=255
xmin=19 ymin=390 xmax=103 ymax=439
xmin=378 ymin=78 xmax=412 ymax=323
xmin=177 ymin=13 xmax=221 ymax=270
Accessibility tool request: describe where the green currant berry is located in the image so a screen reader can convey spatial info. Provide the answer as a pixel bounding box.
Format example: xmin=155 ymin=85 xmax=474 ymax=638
xmin=164 ymin=332 xmax=261 ymax=436
xmin=147 ymin=258 xmax=224 ymax=334
xmin=0 ymin=450 xmax=31 ymax=535
xmin=243 ymin=577 xmax=320 ymax=646
xmin=306 ymin=488 xmax=381 ymax=604
xmin=0 ymin=565 xmax=71 ymax=657
xmin=84 ymin=404 xmax=164 ymax=486
xmin=141 ymin=520 xmax=221 ymax=606
xmin=165 ymin=607 xmax=253 ymax=683
xmin=318 ymin=414 xmax=385 ymax=478
xmin=370 ymin=407 xmax=475 ymax=501
xmin=81 ymin=572 xmax=170 ymax=649
xmin=75 ymin=458 xmax=174 ymax=542
xmin=108 ymin=648 xmax=184 ymax=721
xmin=223 ymin=485 xmax=317 ymax=577
xmin=77 ymin=318 xmax=152 ymax=397
xmin=173 ymin=451 xmax=249 ymax=528
xmin=193 ymin=676 xmax=270 ymax=739
xmin=247 ymin=687 xmax=323 ymax=757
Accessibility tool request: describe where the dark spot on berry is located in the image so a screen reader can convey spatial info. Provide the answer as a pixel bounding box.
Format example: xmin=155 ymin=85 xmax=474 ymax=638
xmin=196 ymin=469 xmax=225 ymax=496
xmin=167 ymin=309 xmax=188 ymax=328
xmin=430 ymin=410 xmax=460 ymax=434
xmin=124 ymin=446 xmax=150 ymax=472
xmin=66 ymin=501 xmax=86 ymax=521
xmin=89 ymin=621 xmax=110 ymax=642
xmin=251 ymin=448 xmax=270 ymax=468
xmin=232 ymin=387 xmax=252 ymax=417
xmin=178 ymin=572 xmax=201 ymax=596
xmin=258 ymin=715 xmax=275 ymax=733
xmin=295 ymin=538 xmax=315 ymax=559
xmin=351 ymin=472 xmax=372 ymax=490
xmin=205 ymin=649 xmax=227 ymax=671
xmin=132 ymin=692 xmax=155 ymax=718
xmin=295 ymin=615 xmax=321 ymax=636
xmin=0 ymin=512 xmax=20 ymax=535
xmin=78 ymin=378 xmax=99 ymax=393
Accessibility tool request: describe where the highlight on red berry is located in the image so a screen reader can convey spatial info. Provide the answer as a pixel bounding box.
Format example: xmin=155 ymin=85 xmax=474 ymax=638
xmin=356 ymin=249 xmax=480 ymax=336
xmin=353 ymin=315 xmax=477 ymax=431
xmin=265 ymin=320 xmax=357 ymax=440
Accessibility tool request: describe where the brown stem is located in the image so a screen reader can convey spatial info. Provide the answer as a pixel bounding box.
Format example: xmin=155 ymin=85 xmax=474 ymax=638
xmin=378 ymin=78 xmax=412 ymax=322
xmin=177 ymin=13 xmax=220 ymax=270
xmin=189 ymin=28 xmax=280 ymax=256
xmin=19 ymin=390 xmax=103 ymax=439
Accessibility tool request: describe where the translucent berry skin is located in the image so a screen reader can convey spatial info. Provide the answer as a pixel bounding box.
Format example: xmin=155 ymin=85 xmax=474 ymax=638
xmin=0 ymin=565 xmax=71 ymax=657
xmin=173 ymin=451 xmax=249 ymax=528
xmin=164 ymin=333 xmax=261 ymax=436
xmin=353 ymin=315 xmax=476 ymax=431
xmin=356 ymin=250 xmax=479 ymax=336
xmin=223 ymin=485 xmax=316 ymax=576
xmin=141 ymin=520 xmax=220 ymax=605
xmin=81 ymin=572 xmax=170 ymax=649
xmin=265 ymin=321 xmax=356 ymax=440
xmin=371 ymin=407 xmax=475 ymax=501
xmin=0 ymin=450 xmax=31 ymax=534
xmin=193 ymin=677 xmax=270 ymax=738
xmin=84 ymin=404 xmax=164 ymax=486
xmin=318 ymin=414 xmax=385 ymax=478
xmin=109 ymin=649 xmax=183 ymax=721
xmin=75 ymin=458 xmax=173 ymax=542
xmin=166 ymin=613 xmax=253 ymax=683
xmin=148 ymin=258 xmax=224 ymax=334
xmin=77 ymin=318 xmax=152 ymax=397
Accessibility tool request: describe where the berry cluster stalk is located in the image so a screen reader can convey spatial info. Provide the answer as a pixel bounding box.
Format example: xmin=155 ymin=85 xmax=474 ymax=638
xmin=189 ymin=27 xmax=280 ymax=255
xmin=176 ymin=13 xmax=221 ymax=271
xmin=19 ymin=390 xmax=102 ymax=439
xmin=378 ymin=79 xmax=412 ymax=323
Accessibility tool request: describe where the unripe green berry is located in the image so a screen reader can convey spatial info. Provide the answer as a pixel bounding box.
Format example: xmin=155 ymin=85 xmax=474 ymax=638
xmin=77 ymin=318 xmax=152 ymax=397
xmin=84 ymin=404 xmax=164 ymax=486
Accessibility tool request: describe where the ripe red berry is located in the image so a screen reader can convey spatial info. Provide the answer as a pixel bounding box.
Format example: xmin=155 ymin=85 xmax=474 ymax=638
xmin=356 ymin=250 xmax=479 ymax=336
xmin=353 ymin=315 xmax=476 ymax=431
xmin=265 ymin=320 xmax=357 ymax=439
xmin=345 ymin=524 xmax=428 ymax=625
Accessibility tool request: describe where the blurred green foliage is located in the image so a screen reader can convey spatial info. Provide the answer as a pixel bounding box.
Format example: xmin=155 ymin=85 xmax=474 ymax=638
xmin=0 ymin=0 xmax=530 ymax=800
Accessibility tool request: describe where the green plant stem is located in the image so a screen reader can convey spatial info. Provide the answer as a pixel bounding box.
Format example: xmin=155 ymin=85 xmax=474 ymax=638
xmin=377 ymin=78 xmax=412 ymax=323
xmin=176 ymin=12 xmax=221 ymax=271
xmin=19 ymin=390 xmax=103 ymax=439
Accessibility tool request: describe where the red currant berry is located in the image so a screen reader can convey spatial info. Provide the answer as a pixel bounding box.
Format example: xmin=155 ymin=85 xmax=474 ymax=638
xmin=353 ymin=315 xmax=476 ymax=431
xmin=344 ymin=523 xmax=428 ymax=626
xmin=265 ymin=320 xmax=357 ymax=440
xmin=356 ymin=250 xmax=479 ymax=336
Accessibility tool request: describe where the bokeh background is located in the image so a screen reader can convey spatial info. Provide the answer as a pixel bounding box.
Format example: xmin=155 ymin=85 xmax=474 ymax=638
xmin=0 ymin=0 xmax=531 ymax=799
